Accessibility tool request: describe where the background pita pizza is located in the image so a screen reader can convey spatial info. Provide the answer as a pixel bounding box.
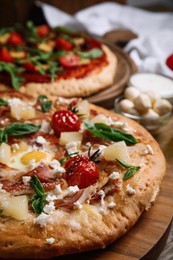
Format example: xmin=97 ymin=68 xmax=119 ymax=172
xmin=0 ymin=22 xmax=116 ymax=98
xmin=0 ymin=90 xmax=166 ymax=259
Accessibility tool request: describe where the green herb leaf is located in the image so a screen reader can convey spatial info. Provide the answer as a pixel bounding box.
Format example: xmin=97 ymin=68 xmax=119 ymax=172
xmin=0 ymin=62 xmax=24 ymax=89
xmin=84 ymin=121 xmax=138 ymax=145
xmin=37 ymin=95 xmax=47 ymax=102
xmin=5 ymin=123 xmax=40 ymax=136
xmin=30 ymin=176 xmax=47 ymax=215
xmin=0 ymin=99 xmax=8 ymax=106
xmin=41 ymin=100 xmax=52 ymax=113
xmin=117 ymin=159 xmax=140 ymax=181
xmin=0 ymin=130 xmax=8 ymax=144
xmin=77 ymin=48 xmax=103 ymax=59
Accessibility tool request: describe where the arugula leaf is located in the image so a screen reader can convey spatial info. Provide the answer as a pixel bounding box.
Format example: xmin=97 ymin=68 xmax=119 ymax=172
xmin=54 ymin=26 xmax=74 ymax=35
xmin=41 ymin=100 xmax=52 ymax=113
xmin=77 ymin=48 xmax=103 ymax=59
xmin=0 ymin=62 xmax=24 ymax=89
xmin=5 ymin=122 xmax=40 ymax=136
xmin=84 ymin=121 xmax=137 ymax=145
xmin=30 ymin=176 xmax=47 ymax=214
xmin=0 ymin=99 xmax=8 ymax=106
xmin=0 ymin=130 xmax=8 ymax=144
xmin=116 ymin=159 xmax=140 ymax=181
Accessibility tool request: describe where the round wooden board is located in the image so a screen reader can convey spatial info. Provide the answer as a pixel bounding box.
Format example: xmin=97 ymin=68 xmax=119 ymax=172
xmin=86 ymin=39 xmax=136 ymax=109
xmin=54 ymin=118 xmax=173 ymax=260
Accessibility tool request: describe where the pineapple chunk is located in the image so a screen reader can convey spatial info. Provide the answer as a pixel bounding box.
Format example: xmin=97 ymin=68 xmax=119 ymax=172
xmin=91 ymin=114 xmax=110 ymax=124
xmin=0 ymin=33 xmax=10 ymax=44
xmin=1 ymin=195 xmax=29 ymax=220
xmin=11 ymin=105 xmax=36 ymax=120
xmin=59 ymin=132 xmax=82 ymax=146
xmin=21 ymin=151 xmax=47 ymax=165
xmin=103 ymin=141 xmax=130 ymax=163
xmin=38 ymin=42 xmax=53 ymax=53
xmin=76 ymin=100 xmax=90 ymax=119
xmin=10 ymin=51 xmax=26 ymax=59
xmin=0 ymin=142 xmax=11 ymax=165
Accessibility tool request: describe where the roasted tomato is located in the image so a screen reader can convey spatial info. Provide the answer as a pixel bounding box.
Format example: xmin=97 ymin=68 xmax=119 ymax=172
xmin=37 ymin=25 xmax=50 ymax=38
xmin=59 ymin=54 xmax=80 ymax=67
xmin=51 ymin=110 xmax=80 ymax=137
xmin=64 ymin=155 xmax=99 ymax=189
xmin=7 ymin=32 xmax=23 ymax=45
xmin=0 ymin=48 xmax=13 ymax=62
xmin=23 ymin=62 xmax=37 ymax=72
xmin=55 ymin=38 xmax=73 ymax=51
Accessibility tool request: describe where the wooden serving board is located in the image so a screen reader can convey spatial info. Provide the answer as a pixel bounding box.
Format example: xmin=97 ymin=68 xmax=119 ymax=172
xmin=87 ymin=40 xmax=136 ymax=109
xmin=57 ymin=118 xmax=173 ymax=260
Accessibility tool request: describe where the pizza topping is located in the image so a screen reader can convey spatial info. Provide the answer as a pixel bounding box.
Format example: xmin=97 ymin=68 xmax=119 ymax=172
xmin=55 ymin=38 xmax=74 ymax=51
xmin=0 ymin=48 xmax=13 ymax=62
xmin=143 ymin=144 xmax=154 ymax=155
xmin=59 ymin=54 xmax=80 ymax=67
xmin=7 ymin=32 xmax=23 ymax=45
xmin=84 ymin=121 xmax=138 ymax=145
xmin=109 ymin=171 xmax=120 ymax=180
xmin=77 ymin=48 xmax=103 ymax=59
xmin=46 ymin=237 xmax=55 ymax=244
xmin=117 ymin=159 xmax=140 ymax=181
xmin=36 ymin=25 xmax=50 ymax=38
xmin=52 ymin=110 xmax=81 ymax=137
xmin=34 ymin=212 xmax=49 ymax=227
xmin=30 ymin=175 xmax=47 ymax=214
xmin=64 ymin=155 xmax=99 ymax=189
xmin=126 ymin=184 xmax=136 ymax=195
xmin=22 ymin=176 xmax=31 ymax=185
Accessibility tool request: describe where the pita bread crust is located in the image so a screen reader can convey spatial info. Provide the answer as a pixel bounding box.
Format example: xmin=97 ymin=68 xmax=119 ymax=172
xmin=0 ymin=45 xmax=117 ymax=98
xmin=0 ymin=105 xmax=166 ymax=259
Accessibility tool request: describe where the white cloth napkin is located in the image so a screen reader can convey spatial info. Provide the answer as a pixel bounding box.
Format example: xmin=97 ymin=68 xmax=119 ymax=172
xmin=37 ymin=1 xmax=173 ymax=78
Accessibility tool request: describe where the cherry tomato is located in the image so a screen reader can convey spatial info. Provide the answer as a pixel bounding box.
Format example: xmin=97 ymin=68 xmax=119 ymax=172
xmin=55 ymin=38 xmax=73 ymax=51
xmin=7 ymin=32 xmax=23 ymax=45
xmin=23 ymin=62 xmax=37 ymax=72
xmin=64 ymin=155 xmax=99 ymax=189
xmin=166 ymin=54 xmax=173 ymax=71
xmin=59 ymin=54 xmax=80 ymax=68
xmin=51 ymin=110 xmax=80 ymax=137
xmin=37 ymin=25 xmax=50 ymax=38
xmin=0 ymin=48 xmax=13 ymax=62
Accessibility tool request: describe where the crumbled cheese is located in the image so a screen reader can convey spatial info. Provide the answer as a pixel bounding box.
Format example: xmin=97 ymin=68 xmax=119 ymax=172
xmin=22 ymin=176 xmax=31 ymax=185
xmin=8 ymin=98 xmax=22 ymax=107
xmin=65 ymin=141 xmax=80 ymax=156
xmin=49 ymin=129 xmax=54 ymax=135
xmin=43 ymin=201 xmax=55 ymax=215
xmin=36 ymin=136 xmax=47 ymax=145
xmin=28 ymin=159 xmax=36 ymax=170
xmin=126 ymin=184 xmax=136 ymax=195
xmin=109 ymin=171 xmax=120 ymax=180
xmin=40 ymin=121 xmax=51 ymax=133
xmin=144 ymin=144 xmax=154 ymax=155
xmin=0 ymin=183 xmax=6 ymax=193
xmin=11 ymin=143 xmax=20 ymax=152
xmin=67 ymin=185 xmax=79 ymax=196
xmin=109 ymin=119 xmax=131 ymax=132
xmin=46 ymin=237 xmax=55 ymax=244
xmin=98 ymin=190 xmax=106 ymax=211
xmin=34 ymin=213 xmax=49 ymax=227
xmin=55 ymin=184 xmax=62 ymax=195
xmin=46 ymin=194 xmax=57 ymax=202
xmin=108 ymin=202 xmax=116 ymax=209
xmin=73 ymin=201 xmax=83 ymax=209
xmin=49 ymin=159 xmax=65 ymax=175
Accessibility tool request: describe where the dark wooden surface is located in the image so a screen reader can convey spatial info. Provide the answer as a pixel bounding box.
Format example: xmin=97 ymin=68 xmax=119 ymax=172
xmin=0 ymin=0 xmax=126 ymax=27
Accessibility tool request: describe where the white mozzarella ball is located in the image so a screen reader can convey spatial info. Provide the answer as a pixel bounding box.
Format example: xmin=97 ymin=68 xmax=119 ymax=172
xmin=119 ymin=99 xmax=134 ymax=113
xmin=143 ymin=109 xmax=160 ymax=119
xmin=124 ymin=86 xmax=140 ymax=101
xmin=144 ymin=90 xmax=159 ymax=104
xmin=134 ymin=94 xmax=152 ymax=113
xmin=153 ymin=99 xmax=172 ymax=115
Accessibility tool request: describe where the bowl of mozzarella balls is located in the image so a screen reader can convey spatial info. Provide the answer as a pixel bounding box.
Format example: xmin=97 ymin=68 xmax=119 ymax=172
xmin=114 ymin=86 xmax=173 ymax=133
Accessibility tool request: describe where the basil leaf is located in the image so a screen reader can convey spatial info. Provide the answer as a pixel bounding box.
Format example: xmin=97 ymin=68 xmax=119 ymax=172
xmin=0 ymin=99 xmax=8 ymax=106
xmin=5 ymin=123 xmax=40 ymax=136
xmin=84 ymin=121 xmax=137 ymax=145
xmin=37 ymin=95 xmax=47 ymax=102
xmin=116 ymin=159 xmax=140 ymax=169
xmin=77 ymin=48 xmax=103 ymax=59
xmin=30 ymin=176 xmax=47 ymax=214
xmin=41 ymin=100 xmax=52 ymax=113
xmin=0 ymin=130 xmax=8 ymax=144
